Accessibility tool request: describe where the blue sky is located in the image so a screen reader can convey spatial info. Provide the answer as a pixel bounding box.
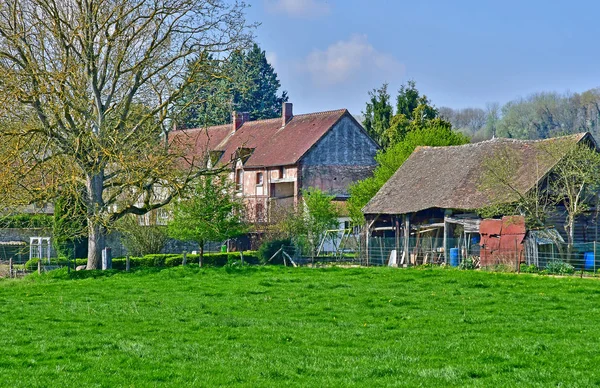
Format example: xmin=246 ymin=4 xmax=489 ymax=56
xmin=245 ymin=0 xmax=600 ymax=116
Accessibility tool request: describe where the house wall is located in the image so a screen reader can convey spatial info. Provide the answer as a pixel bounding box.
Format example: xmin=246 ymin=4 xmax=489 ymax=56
xmin=236 ymin=165 xmax=299 ymax=223
xmin=300 ymin=115 xmax=378 ymax=197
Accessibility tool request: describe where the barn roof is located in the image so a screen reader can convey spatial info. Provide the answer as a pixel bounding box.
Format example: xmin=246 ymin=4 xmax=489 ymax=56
xmin=362 ymin=133 xmax=594 ymax=216
xmin=170 ymin=109 xmax=349 ymax=168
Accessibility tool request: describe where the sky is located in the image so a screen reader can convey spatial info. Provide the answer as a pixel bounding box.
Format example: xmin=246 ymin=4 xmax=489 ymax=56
xmin=245 ymin=0 xmax=600 ymax=116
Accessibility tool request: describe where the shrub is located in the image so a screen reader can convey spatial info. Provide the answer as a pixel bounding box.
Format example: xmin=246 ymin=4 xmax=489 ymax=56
xmin=258 ymin=239 xmax=291 ymax=265
xmin=24 ymin=257 xmax=79 ymax=271
xmin=117 ymin=215 xmax=169 ymax=256
xmin=459 ymin=256 xmax=478 ymax=270
xmin=545 ymin=260 xmax=575 ymax=275
xmin=520 ymin=264 xmax=538 ymax=273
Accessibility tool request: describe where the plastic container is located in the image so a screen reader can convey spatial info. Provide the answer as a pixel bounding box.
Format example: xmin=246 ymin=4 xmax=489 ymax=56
xmin=584 ymin=252 xmax=595 ymax=271
xmin=450 ymin=248 xmax=459 ymax=267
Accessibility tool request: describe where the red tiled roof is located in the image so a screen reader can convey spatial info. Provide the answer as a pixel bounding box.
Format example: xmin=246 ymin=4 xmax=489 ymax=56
xmin=170 ymin=109 xmax=348 ymax=168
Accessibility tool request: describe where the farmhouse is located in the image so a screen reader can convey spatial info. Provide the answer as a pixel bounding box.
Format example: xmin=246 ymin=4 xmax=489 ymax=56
xmin=362 ymin=132 xmax=600 ymax=266
xmin=171 ymin=103 xmax=379 ymax=225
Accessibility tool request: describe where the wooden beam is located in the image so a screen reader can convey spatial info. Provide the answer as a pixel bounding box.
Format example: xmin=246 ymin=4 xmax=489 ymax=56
xmin=403 ymin=214 xmax=410 ymax=267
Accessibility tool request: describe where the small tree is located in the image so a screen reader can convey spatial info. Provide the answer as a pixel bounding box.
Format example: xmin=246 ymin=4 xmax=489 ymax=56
xmin=301 ymin=188 xmax=339 ymax=260
xmin=117 ymin=215 xmax=169 ymax=257
xmin=167 ymin=175 xmax=246 ymax=266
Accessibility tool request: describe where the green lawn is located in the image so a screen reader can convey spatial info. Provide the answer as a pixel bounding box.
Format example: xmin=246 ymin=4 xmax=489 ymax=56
xmin=1 ymin=266 xmax=600 ymax=387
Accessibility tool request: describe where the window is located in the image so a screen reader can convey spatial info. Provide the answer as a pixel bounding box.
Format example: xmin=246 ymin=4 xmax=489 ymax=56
xmin=236 ymin=169 xmax=244 ymax=192
xmin=256 ymin=172 xmax=263 ymax=186
xmin=278 ymin=166 xmax=286 ymax=179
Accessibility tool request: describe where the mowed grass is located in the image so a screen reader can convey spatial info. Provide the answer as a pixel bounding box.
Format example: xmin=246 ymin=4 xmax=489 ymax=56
xmin=1 ymin=267 xmax=600 ymax=387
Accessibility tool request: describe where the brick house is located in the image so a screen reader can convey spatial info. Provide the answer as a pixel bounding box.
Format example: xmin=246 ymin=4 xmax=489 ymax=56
xmin=170 ymin=103 xmax=379 ymax=225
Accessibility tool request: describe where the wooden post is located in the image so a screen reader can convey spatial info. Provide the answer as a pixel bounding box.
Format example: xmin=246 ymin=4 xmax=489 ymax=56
xmin=182 ymin=251 xmax=187 ymax=266
xmin=516 ymin=239 xmax=520 ymax=273
xmin=443 ymin=217 xmax=449 ymax=265
xmin=594 ymin=241 xmax=597 ymax=274
xmin=9 ymin=258 xmax=13 ymax=279
xmin=365 ymin=224 xmax=370 ymax=267
xmin=37 ymin=260 xmax=41 ymax=275
xmin=395 ymin=216 xmax=401 ymax=264
xmin=403 ymin=214 xmax=410 ymax=267
xmin=126 ymin=255 xmax=131 ymax=272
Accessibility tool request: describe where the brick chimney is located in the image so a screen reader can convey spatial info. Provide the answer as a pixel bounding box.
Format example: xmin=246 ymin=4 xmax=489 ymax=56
xmin=232 ymin=111 xmax=249 ymax=131
xmin=282 ymin=102 xmax=293 ymax=126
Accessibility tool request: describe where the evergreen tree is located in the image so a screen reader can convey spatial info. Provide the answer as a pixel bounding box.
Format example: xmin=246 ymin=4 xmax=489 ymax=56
xmin=362 ymin=83 xmax=393 ymax=146
xmin=178 ymin=44 xmax=288 ymax=128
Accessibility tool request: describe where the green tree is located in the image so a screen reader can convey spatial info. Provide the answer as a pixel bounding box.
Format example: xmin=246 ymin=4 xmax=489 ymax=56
xmin=348 ymin=126 xmax=469 ymax=224
xmin=383 ymin=81 xmax=448 ymax=147
xmin=178 ymin=44 xmax=288 ymax=127
xmin=117 ymin=215 xmax=169 ymax=257
xmin=301 ymin=188 xmax=340 ymax=260
xmin=167 ymin=176 xmax=246 ymax=266
xmin=362 ymin=83 xmax=393 ymax=146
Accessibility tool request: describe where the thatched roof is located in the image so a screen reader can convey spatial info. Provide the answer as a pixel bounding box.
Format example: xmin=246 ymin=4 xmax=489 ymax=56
xmin=363 ymin=133 xmax=595 ymax=216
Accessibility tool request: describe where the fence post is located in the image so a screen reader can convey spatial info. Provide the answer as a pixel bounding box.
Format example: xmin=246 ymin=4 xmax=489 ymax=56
xmin=37 ymin=260 xmax=41 ymax=275
xmin=9 ymin=258 xmax=13 ymax=279
xmin=182 ymin=251 xmax=187 ymax=266
xmin=126 ymin=255 xmax=131 ymax=272
xmin=516 ymin=239 xmax=520 ymax=274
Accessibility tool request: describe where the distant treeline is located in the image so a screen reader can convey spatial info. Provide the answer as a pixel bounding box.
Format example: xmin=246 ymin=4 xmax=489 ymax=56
xmin=439 ymin=88 xmax=600 ymax=141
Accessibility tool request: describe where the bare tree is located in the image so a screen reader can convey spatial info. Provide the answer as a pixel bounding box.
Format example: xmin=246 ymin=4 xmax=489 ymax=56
xmin=0 ymin=0 xmax=253 ymax=268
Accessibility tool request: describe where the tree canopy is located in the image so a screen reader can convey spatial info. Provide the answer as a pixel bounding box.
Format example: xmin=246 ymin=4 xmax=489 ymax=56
xmin=178 ymin=43 xmax=288 ymax=128
xmin=362 ymin=80 xmax=450 ymax=148
xmin=167 ymin=175 xmax=246 ymax=266
xmin=0 ymin=0 xmax=253 ymax=268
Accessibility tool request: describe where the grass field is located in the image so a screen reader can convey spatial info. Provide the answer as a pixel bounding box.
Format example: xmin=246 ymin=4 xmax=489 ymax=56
xmin=1 ymin=266 xmax=600 ymax=387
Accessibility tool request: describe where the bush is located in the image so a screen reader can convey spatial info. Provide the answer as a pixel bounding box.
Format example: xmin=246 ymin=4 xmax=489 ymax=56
xmin=258 ymin=239 xmax=291 ymax=265
xmin=117 ymin=215 xmax=169 ymax=256
xmin=27 ymin=251 xmax=260 ymax=271
xmin=545 ymin=260 xmax=575 ymax=275
xmin=459 ymin=256 xmax=477 ymax=270
xmin=520 ymin=264 xmax=538 ymax=273
xmin=25 ymin=257 xmax=79 ymax=271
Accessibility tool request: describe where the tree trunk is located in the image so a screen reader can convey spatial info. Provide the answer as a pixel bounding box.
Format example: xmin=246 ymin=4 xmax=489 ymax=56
xmin=86 ymin=171 xmax=105 ymax=269
xmin=566 ymin=215 xmax=575 ymax=264
xmin=87 ymin=222 xmax=106 ymax=269
xmin=199 ymin=242 xmax=204 ymax=267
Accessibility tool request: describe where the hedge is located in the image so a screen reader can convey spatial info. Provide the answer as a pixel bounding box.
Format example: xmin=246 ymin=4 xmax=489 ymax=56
xmin=26 ymin=251 xmax=259 ymax=271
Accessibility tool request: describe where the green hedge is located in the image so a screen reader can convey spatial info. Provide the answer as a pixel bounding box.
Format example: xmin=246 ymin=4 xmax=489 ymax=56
xmin=26 ymin=251 xmax=259 ymax=271
xmin=25 ymin=257 xmax=80 ymax=271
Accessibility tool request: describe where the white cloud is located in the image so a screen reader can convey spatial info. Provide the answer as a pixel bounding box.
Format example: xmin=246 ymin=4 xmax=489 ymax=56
xmin=265 ymin=51 xmax=278 ymax=69
xmin=302 ymin=34 xmax=404 ymax=86
xmin=265 ymin=0 xmax=331 ymax=18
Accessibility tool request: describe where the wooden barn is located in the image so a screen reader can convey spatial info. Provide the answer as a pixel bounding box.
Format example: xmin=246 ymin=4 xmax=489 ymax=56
xmin=362 ymin=132 xmax=599 ymax=266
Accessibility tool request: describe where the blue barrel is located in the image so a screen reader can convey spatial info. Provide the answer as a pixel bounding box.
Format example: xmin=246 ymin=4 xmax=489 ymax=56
xmin=450 ymin=248 xmax=459 ymax=267
xmin=584 ymin=252 xmax=595 ymax=271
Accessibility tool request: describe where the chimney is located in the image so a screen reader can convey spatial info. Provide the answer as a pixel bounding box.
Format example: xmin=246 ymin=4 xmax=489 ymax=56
xmin=282 ymin=102 xmax=293 ymax=126
xmin=232 ymin=111 xmax=249 ymax=131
